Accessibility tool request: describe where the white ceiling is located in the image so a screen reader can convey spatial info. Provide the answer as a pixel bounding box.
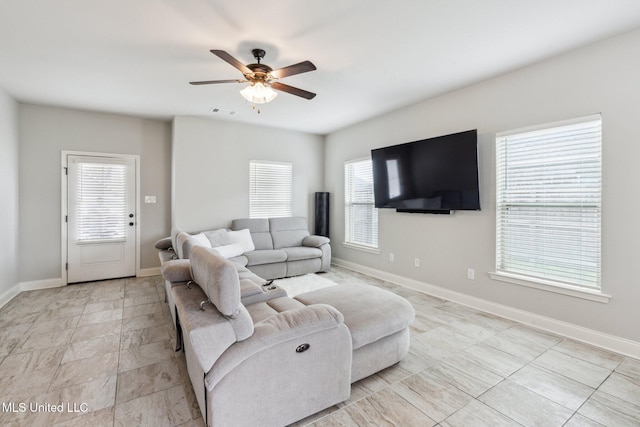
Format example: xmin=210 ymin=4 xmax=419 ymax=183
xmin=2 ymin=1 xmax=640 ymax=135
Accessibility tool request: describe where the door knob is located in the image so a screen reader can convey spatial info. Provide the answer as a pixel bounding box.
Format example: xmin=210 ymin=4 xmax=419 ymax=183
xmin=129 ymin=213 xmax=134 ymax=218
xmin=129 ymin=222 xmax=134 ymax=226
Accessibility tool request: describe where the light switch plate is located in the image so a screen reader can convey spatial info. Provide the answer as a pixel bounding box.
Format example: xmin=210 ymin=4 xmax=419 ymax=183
xmin=144 ymin=196 xmax=156 ymax=204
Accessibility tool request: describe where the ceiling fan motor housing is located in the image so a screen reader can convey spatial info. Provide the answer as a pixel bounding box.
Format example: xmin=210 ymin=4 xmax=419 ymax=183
xmin=251 ymin=48 xmax=266 ymax=62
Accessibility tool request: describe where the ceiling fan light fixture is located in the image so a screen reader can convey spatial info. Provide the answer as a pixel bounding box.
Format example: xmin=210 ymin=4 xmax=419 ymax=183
xmin=240 ymin=82 xmax=278 ymax=104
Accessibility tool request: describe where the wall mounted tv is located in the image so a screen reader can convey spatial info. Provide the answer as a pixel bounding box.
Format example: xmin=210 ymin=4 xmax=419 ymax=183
xmin=371 ymin=129 xmax=480 ymax=214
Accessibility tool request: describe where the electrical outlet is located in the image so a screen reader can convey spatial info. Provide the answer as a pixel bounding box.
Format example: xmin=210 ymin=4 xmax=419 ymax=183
xmin=467 ymin=268 xmax=475 ymax=280
xmin=414 ymin=258 xmax=420 ymax=268
xmin=389 ymin=253 xmax=395 ymax=262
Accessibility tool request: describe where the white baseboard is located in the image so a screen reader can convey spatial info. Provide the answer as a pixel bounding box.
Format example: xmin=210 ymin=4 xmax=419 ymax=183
xmin=138 ymin=267 xmax=161 ymax=277
xmin=332 ymin=258 xmax=640 ymax=359
xmin=0 ymin=283 xmax=21 ymax=309
xmin=0 ymin=278 xmax=64 ymax=310
xmin=20 ymin=278 xmax=65 ymax=291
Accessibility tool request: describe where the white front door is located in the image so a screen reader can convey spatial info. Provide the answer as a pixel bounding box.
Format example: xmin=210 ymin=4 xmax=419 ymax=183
xmin=66 ymin=155 xmax=137 ymax=283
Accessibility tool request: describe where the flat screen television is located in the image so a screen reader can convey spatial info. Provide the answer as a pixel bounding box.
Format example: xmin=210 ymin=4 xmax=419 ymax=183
xmin=371 ymin=129 xmax=480 ymax=214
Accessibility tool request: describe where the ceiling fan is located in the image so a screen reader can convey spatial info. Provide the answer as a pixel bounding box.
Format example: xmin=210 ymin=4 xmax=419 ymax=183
xmin=190 ymin=49 xmax=317 ymax=107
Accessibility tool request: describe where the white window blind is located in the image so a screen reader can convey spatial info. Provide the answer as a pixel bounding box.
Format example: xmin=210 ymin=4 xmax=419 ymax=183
xmin=250 ymin=160 xmax=292 ymax=218
xmin=345 ymin=158 xmax=378 ymax=248
xmin=76 ymin=162 xmax=127 ymax=242
xmin=496 ymin=115 xmax=602 ymax=289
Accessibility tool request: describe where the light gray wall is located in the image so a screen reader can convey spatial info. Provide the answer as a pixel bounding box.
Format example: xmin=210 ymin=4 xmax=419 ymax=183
xmin=172 ymin=116 xmax=324 ymax=232
xmin=18 ymin=104 xmax=172 ymax=282
xmin=0 ymin=89 xmax=19 ymax=294
xmin=325 ymin=28 xmax=640 ymax=342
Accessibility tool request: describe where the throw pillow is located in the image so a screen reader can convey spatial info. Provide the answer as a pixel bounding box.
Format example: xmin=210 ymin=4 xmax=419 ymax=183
xmin=211 ymin=243 xmax=244 ymax=259
xmin=227 ymin=229 xmax=255 ymax=253
xmin=191 ymin=232 xmax=212 ymax=248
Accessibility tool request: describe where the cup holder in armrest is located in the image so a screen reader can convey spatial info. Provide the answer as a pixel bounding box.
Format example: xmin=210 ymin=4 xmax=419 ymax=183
xmin=262 ymin=280 xmax=277 ymax=291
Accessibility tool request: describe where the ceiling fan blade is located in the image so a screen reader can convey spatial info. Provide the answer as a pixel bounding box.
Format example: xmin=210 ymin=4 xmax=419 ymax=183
xmin=210 ymin=50 xmax=252 ymax=74
xmin=270 ymin=61 xmax=317 ymax=79
xmin=270 ymin=82 xmax=316 ymax=100
xmin=189 ymin=79 xmax=244 ymax=85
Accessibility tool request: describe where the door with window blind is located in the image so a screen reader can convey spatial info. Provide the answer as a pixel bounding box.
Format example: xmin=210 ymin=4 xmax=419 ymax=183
xmin=66 ymin=155 xmax=136 ymax=283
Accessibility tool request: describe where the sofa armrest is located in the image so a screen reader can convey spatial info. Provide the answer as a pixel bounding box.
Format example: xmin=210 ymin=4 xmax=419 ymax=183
xmin=304 ymin=235 xmax=332 ymax=272
xmin=205 ymin=304 xmax=347 ymax=390
xmin=204 ymin=303 xmax=352 ymax=426
xmin=154 ymin=236 xmax=172 ymax=250
xmin=161 ymin=259 xmax=192 ymax=282
xmin=302 ymin=235 xmax=330 ymax=248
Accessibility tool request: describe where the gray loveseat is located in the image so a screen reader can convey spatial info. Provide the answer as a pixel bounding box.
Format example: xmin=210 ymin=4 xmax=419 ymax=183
xmin=229 ymin=217 xmax=331 ymax=279
xmin=171 ymin=217 xmax=330 ymax=280
xmin=168 ymin=246 xmax=415 ymax=427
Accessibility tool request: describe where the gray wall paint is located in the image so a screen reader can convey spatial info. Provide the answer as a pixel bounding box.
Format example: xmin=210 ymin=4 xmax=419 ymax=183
xmin=325 ymin=28 xmax=640 ymax=342
xmin=18 ymin=104 xmax=172 ymax=282
xmin=0 ymin=89 xmax=19 ymax=294
xmin=172 ymin=116 xmax=324 ymax=232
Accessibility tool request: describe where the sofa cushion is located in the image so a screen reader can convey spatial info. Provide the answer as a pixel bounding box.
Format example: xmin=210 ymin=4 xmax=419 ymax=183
xmin=228 ymin=255 xmax=248 ymax=267
xmin=232 ymin=218 xmax=273 ymax=250
xmin=172 ymin=283 xmax=239 ymax=373
xmin=281 ymin=247 xmax=323 ymax=262
xmin=295 ymin=283 xmax=415 ymax=350
xmin=246 ymin=297 xmax=307 ymax=323
xmin=244 ymin=249 xmax=287 ymax=266
xmin=227 ymin=229 xmax=256 ymax=253
xmin=269 ymin=217 xmax=310 ymax=249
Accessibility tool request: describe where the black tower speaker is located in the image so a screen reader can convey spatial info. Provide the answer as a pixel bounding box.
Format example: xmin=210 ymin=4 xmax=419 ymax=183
xmin=314 ymin=192 xmax=330 ymax=237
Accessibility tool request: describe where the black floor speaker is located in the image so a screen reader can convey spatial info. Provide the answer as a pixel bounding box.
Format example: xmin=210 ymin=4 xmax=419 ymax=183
xmin=314 ymin=192 xmax=330 ymax=237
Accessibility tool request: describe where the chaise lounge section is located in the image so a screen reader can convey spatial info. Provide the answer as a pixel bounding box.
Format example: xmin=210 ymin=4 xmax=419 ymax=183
xmin=171 ymin=246 xmax=415 ymax=426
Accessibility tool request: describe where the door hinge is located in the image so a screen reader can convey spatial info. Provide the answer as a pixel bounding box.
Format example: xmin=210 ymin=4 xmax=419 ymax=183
xmin=65 ymin=215 xmax=68 ymax=223
xmin=64 ymin=167 xmax=68 ymax=175
xmin=65 ymin=262 xmax=68 ymax=271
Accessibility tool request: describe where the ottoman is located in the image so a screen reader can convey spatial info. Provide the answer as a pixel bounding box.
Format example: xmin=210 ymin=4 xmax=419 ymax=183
xmin=295 ymin=282 xmax=415 ymax=382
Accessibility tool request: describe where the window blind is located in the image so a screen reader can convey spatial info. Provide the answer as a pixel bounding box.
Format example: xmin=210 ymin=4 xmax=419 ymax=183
xmin=496 ymin=115 xmax=602 ymax=289
xmin=250 ymin=160 xmax=292 ymax=218
xmin=76 ymin=162 xmax=128 ymax=242
xmin=345 ymin=158 xmax=378 ymax=248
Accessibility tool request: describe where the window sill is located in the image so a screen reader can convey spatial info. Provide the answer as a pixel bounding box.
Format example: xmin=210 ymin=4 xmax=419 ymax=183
xmin=342 ymin=242 xmax=381 ymax=255
xmin=489 ymin=271 xmax=611 ymax=304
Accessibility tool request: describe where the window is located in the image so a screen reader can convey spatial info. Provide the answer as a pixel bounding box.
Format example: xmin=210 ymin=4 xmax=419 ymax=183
xmin=76 ymin=161 xmax=128 ymax=242
xmin=249 ymin=160 xmax=292 ymax=218
xmin=344 ymin=158 xmax=378 ymax=249
xmin=495 ymin=115 xmax=602 ymax=291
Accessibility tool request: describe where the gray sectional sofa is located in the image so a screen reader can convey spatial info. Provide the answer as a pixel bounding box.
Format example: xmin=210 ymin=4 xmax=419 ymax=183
xmin=157 ymin=217 xmax=415 ymax=426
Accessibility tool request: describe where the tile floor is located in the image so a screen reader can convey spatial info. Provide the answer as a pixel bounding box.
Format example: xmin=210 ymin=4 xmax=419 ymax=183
xmin=0 ymin=267 xmax=639 ymax=426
